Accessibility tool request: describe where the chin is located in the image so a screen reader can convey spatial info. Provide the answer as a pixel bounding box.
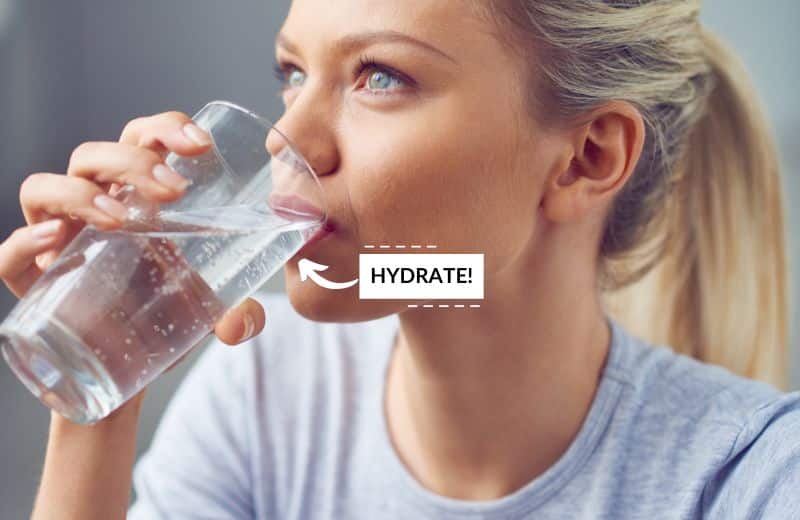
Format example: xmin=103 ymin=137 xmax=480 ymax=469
xmin=283 ymin=264 xmax=403 ymax=323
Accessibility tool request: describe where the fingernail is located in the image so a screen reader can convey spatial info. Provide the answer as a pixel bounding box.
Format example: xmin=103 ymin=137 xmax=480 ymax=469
xmin=31 ymin=219 xmax=62 ymax=240
xmin=153 ymin=164 xmax=190 ymax=191
xmin=183 ymin=123 xmax=212 ymax=146
xmin=93 ymin=194 xmax=129 ymax=221
xmin=239 ymin=311 xmax=256 ymax=342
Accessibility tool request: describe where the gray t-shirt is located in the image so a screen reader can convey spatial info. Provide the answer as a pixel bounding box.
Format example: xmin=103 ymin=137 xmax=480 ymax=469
xmin=128 ymin=292 xmax=800 ymax=519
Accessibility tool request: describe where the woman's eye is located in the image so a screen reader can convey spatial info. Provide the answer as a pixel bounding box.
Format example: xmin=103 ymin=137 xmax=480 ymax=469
xmin=272 ymin=62 xmax=305 ymax=90
xmin=362 ymin=66 xmax=406 ymax=93
xmin=272 ymin=58 xmax=413 ymax=97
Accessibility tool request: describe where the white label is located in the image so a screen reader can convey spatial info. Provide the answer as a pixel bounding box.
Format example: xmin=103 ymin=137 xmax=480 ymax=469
xmin=358 ymin=253 xmax=484 ymax=300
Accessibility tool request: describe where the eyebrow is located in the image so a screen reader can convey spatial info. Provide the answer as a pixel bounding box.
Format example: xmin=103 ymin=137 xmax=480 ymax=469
xmin=275 ymin=29 xmax=457 ymax=64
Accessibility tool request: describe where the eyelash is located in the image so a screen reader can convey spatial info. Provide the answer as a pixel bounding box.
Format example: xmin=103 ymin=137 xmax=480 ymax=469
xmin=271 ymin=54 xmax=414 ymax=97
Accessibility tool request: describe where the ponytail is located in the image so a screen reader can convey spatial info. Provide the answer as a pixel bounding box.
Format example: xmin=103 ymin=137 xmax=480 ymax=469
xmin=482 ymin=1 xmax=789 ymax=388
xmin=603 ymin=28 xmax=789 ymax=389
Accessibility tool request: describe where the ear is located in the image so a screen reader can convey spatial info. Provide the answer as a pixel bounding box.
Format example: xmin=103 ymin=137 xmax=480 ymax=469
xmin=541 ymin=101 xmax=645 ymax=223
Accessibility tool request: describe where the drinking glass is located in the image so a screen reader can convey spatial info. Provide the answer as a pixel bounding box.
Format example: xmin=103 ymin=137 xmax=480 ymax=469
xmin=0 ymin=100 xmax=327 ymax=424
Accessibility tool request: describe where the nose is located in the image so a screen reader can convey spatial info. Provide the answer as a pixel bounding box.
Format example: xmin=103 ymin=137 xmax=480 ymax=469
xmin=264 ymin=93 xmax=340 ymax=179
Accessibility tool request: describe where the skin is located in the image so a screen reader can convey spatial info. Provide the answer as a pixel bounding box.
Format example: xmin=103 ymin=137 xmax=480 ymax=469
xmin=275 ymin=0 xmax=644 ymax=499
xmin=1 ymin=114 xmax=266 ymax=519
xmin=0 ymin=0 xmax=644 ymax=517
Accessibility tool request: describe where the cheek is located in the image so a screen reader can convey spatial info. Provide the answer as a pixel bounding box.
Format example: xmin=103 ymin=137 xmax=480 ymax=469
xmin=344 ymin=111 xmax=537 ymax=266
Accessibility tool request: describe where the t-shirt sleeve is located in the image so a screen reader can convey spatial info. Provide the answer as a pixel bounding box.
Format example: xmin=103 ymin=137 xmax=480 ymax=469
xmin=702 ymin=392 xmax=800 ymax=518
xmin=127 ymin=339 xmax=255 ymax=519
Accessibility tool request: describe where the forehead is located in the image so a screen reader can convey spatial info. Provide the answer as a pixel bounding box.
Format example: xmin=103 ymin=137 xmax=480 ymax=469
xmin=280 ymin=0 xmax=495 ymax=53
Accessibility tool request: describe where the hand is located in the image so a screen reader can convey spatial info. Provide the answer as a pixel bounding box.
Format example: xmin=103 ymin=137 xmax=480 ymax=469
xmin=0 ymin=111 xmax=266 ymax=351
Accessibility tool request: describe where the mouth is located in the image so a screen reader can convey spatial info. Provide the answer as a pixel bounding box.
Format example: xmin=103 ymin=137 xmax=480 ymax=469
xmin=295 ymin=218 xmax=336 ymax=256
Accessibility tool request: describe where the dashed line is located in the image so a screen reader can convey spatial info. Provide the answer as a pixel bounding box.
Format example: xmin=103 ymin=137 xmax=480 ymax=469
xmin=406 ymin=303 xmax=481 ymax=309
xmin=361 ymin=244 xmax=438 ymax=249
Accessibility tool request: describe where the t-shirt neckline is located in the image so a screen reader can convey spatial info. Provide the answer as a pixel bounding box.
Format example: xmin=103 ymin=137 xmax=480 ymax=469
xmin=372 ymin=313 xmax=627 ymax=518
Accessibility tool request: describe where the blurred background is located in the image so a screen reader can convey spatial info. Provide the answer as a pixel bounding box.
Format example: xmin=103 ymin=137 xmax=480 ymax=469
xmin=0 ymin=0 xmax=798 ymax=517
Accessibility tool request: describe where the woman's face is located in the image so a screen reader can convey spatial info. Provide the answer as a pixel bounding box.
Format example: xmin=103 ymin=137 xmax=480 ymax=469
xmin=274 ymin=0 xmax=566 ymax=321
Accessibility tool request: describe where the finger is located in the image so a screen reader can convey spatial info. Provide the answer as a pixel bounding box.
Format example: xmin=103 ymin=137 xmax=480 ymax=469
xmin=36 ymin=218 xmax=84 ymax=270
xmin=67 ymin=142 xmax=189 ymax=201
xmin=20 ymin=173 xmax=129 ymax=229
xmin=213 ymin=298 xmax=266 ymax=346
xmin=119 ymin=111 xmax=212 ymax=157
xmin=0 ymin=220 xmax=66 ymax=297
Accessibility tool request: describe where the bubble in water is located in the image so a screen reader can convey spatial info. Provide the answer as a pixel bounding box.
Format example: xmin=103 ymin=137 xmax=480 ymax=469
xmin=167 ymin=323 xmax=175 ymax=332
xmin=125 ymin=338 xmax=132 ymax=345
xmin=169 ymin=347 xmax=175 ymax=353
xmin=153 ymin=325 xmax=161 ymax=332
xmin=123 ymin=353 xmax=132 ymax=361
xmin=141 ymin=369 xmax=148 ymax=376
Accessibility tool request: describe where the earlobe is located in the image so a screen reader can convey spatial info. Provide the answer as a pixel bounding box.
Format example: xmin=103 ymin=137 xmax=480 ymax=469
xmin=541 ymin=101 xmax=645 ymax=224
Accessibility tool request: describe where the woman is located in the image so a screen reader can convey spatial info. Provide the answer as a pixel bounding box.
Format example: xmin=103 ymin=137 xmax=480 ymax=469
xmin=4 ymin=0 xmax=797 ymax=517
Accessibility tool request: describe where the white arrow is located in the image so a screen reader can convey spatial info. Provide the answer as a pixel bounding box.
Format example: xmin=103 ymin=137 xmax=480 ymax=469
xmin=297 ymin=258 xmax=359 ymax=290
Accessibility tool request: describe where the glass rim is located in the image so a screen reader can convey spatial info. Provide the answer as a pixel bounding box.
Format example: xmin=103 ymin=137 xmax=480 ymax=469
xmin=199 ymin=99 xmax=329 ymax=224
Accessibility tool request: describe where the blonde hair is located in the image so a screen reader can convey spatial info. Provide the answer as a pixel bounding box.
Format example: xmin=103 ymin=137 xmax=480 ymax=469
xmin=479 ymin=0 xmax=790 ymax=388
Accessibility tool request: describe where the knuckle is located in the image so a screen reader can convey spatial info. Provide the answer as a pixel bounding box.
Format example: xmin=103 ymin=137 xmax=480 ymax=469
xmin=120 ymin=117 xmax=145 ymax=141
xmin=160 ymin=110 xmax=191 ymax=125
xmin=0 ymin=227 xmax=28 ymax=260
xmin=7 ymin=226 xmax=26 ymax=243
xmin=67 ymin=141 xmax=99 ymax=171
xmin=19 ymin=172 xmax=46 ymax=201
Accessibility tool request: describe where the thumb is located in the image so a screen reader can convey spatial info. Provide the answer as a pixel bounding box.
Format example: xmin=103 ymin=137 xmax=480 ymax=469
xmin=213 ymin=298 xmax=266 ymax=346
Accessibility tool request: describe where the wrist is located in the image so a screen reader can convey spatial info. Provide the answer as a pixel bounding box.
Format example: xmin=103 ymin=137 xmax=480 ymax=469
xmin=50 ymin=389 xmax=146 ymax=437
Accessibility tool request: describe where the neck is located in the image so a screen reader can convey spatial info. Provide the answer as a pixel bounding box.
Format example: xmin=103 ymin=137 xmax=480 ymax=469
xmin=384 ymin=231 xmax=611 ymax=500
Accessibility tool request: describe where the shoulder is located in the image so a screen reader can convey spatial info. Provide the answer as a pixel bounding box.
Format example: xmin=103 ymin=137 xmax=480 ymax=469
xmin=604 ymin=320 xmax=800 ymax=512
xmin=607 ymin=318 xmax=788 ymax=432
xmin=610 ymin=324 xmax=800 ymax=508
xmin=701 ymin=390 xmax=800 ymax=515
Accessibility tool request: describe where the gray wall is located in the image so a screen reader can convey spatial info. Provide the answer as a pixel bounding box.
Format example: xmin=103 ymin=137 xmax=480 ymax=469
xmin=0 ymin=1 xmax=797 ymax=517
